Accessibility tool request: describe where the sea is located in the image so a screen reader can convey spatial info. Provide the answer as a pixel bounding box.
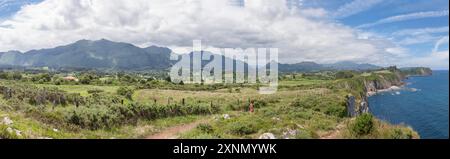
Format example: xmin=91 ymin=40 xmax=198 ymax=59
xmin=369 ymin=70 xmax=449 ymax=139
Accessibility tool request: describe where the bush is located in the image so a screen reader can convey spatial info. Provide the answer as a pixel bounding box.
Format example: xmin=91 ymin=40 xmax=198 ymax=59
xmin=0 ymin=72 xmax=9 ymax=79
xmin=227 ymin=121 xmax=258 ymax=135
xmin=253 ymin=100 xmax=267 ymax=108
xmin=64 ymin=102 xmax=221 ymax=130
xmin=325 ymin=105 xmax=347 ymax=118
xmin=0 ymin=124 xmax=22 ymax=139
xmin=65 ymin=104 xmax=126 ymax=130
xmin=291 ymin=95 xmax=345 ymax=117
xmin=227 ymin=99 xmax=268 ymax=111
xmin=117 ymin=87 xmax=134 ymax=100
xmin=31 ymin=73 xmax=52 ymax=83
xmin=197 ymin=123 xmax=214 ymax=133
xmin=335 ymin=71 xmax=355 ymax=79
xmin=351 ymin=113 xmax=374 ymax=135
xmin=388 ymin=128 xmax=414 ymax=139
xmin=12 ymin=72 xmax=22 ymax=80
xmin=87 ymin=89 xmax=104 ymax=94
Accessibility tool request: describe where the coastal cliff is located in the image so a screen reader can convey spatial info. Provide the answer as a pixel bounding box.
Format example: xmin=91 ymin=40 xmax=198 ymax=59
xmin=341 ymin=67 xmax=432 ymax=117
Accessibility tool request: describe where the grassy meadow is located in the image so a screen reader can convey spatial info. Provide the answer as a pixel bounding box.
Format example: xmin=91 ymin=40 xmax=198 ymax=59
xmin=0 ymin=69 xmax=419 ymax=139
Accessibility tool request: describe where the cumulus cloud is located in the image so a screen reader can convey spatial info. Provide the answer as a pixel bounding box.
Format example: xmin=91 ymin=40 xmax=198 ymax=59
xmin=0 ymin=0 xmax=424 ymax=66
xmin=357 ymin=10 xmax=449 ymax=28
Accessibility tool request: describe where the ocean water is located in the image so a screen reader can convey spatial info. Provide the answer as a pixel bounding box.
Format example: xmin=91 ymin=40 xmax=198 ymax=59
xmin=369 ymin=70 xmax=449 ymax=139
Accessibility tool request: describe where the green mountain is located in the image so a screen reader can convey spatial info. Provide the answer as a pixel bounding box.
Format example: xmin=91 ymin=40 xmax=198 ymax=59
xmin=1 ymin=39 xmax=381 ymax=72
xmin=0 ymin=39 xmax=172 ymax=70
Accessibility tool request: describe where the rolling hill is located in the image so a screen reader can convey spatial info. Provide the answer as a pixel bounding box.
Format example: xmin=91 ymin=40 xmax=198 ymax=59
xmin=1 ymin=39 xmax=381 ymax=72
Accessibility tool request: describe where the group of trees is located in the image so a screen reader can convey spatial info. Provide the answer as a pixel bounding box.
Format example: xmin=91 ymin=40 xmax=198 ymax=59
xmin=280 ymin=71 xmax=356 ymax=81
xmin=0 ymin=85 xmax=85 ymax=107
xmin=0 ymin=71 xmax=166 ymax=86
xmin=0 ymin=71 xmax=22 ymax=80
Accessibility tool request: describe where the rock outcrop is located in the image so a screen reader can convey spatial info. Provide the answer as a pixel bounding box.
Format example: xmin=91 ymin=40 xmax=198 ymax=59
xmin=345 ymin=67 xmax=432 ymax=117
xmin=346 ymin=94 xmax=369 ymax=117
xmin=259 ymin=133 xmax=276 ymax=139
xmin=1 ymin=117 xmax=13 ymax=125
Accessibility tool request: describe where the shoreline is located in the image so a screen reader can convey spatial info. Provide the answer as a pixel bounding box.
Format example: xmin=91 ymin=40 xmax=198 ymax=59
xmin=367 ymin=85 xmax=403 ymax=97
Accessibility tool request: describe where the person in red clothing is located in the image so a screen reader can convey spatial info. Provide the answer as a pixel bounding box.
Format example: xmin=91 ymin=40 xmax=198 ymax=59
xmin=249 ymin=100 xmax=254 ymax=113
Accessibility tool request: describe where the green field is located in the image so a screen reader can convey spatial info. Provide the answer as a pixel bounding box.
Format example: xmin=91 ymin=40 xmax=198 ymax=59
xmin=0 ymin=69 xmax=420 ymax=139
xmin=36 ymin=84 xmax=121 ymax=97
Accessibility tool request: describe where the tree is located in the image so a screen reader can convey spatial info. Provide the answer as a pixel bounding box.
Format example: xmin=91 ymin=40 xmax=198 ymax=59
xmin=335 ymin=71 xmax=355 ymax=79
xmin=12 ymin=72 xmax=22 ymax=80
xmin=31 ymin=73 xmax=52 ymax=83
xmin=0 ymin=72 xmax=8 ymax=79
xmin=80 ymin=76 xmax=91 ymax=84
xmin=117 ymin=87 xmax=134 ymax=100
xmin=165 ymin=76 xmax=172 ymax=83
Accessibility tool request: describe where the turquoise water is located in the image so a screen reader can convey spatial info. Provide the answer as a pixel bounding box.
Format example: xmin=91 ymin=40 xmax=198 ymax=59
xmin=369 ymin=70 xmax=449 ymax=139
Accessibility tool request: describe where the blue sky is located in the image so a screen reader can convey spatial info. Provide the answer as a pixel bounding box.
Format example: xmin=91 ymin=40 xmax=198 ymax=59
xmin=304 ymin=0 xmax=449 ymax=60
xmin=0 ymin=0 xmax=42 ymax=19
xmin=0 ymin=0 xmax=448 ymax=69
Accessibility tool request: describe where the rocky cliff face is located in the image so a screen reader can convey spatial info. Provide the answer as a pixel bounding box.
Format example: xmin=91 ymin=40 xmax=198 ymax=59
xmin=346 ymin=94 xmax=369 ymax=117
xmin=401 ymin=67 xmax=433 ymax=77
xmin=345 ymin=67 xmax=432 ymax=117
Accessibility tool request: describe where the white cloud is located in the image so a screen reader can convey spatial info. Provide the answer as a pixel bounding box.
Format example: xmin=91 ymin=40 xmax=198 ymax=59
xmin=0 ymin=0 xmax=424 ymax=66
xmin=334 ymin=0 xmax=383 ymax=18
xmin=433 ymin=36 xmax=449 ymax=53
xmin=390 ymin=26 xmax=448 ymax=45
xmin=0 ymin=0 xmax=15 ymax=8
xmin=395 ymin=36 xmax=449 ymax=70
xmin=357 ymin=10 xmax=449 ymax=28
xmin=385 ymin=47 xmax=408 ymax=57
xmin=397 ymin=34 xmax=442 ymax=45
xmin=392 ymin=26 xmax=449 ymax=36
xmin=399 ymin=50 xmax=449 ymax=70
xmin=298 ymin=8 xmax=328 ymax=18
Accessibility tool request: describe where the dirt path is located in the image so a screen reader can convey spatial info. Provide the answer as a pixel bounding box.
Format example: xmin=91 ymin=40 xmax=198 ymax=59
xmin=146 ymin=119 xmax=208 ymax=139
xmin=320 ymin=122 xmax=346 ymax=139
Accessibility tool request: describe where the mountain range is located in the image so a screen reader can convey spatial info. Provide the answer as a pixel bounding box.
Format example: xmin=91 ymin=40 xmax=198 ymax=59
xmin=0 ymin=39 xmax=381 ymax=72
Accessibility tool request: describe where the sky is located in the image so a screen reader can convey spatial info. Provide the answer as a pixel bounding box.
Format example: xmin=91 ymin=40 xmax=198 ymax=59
xmin=0 ymin=0 xmax=448 ymax=69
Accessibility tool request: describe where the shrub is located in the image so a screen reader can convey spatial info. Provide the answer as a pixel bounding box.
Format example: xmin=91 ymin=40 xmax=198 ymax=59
xmin=87 ymin=89 xmax=104 ymax=94
xmin=335 ymin=71 xmax=355 ymax=79
xmin=388 ymin=128 xmax=414 ymax=139
xmin=0 ymin=124 xmax=22 ymax=139
xmin=351 ymin=113 xmax=374 ymax=135
xmin=31 ymin=73 xmax=52 ymax=83
xmin=116 ymin=87 xmax=134 ymax=100
xmin=53 ymin=79 xmax=63 ymax=85
xmin=64 ymin=102 xmax=221 ymax=130
xmin=325 ymin=105 xmax=347 ymax=118
xmin=290 ymin=95 xmax=346 ymax=117
xmin=0 ymin=72 xmax=9 ymax=79
xmin=227 ymin=121 xmax=258 ymax=135
xmin=65 ymin=105 xmax=123 ymax=130
xmin=253 ymin=100 xmax=267 ymax=108
xmin=197 ymin=123 xmax=214 ymax=133
xmin=12 ymin=72 xmax=22 ymax=80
